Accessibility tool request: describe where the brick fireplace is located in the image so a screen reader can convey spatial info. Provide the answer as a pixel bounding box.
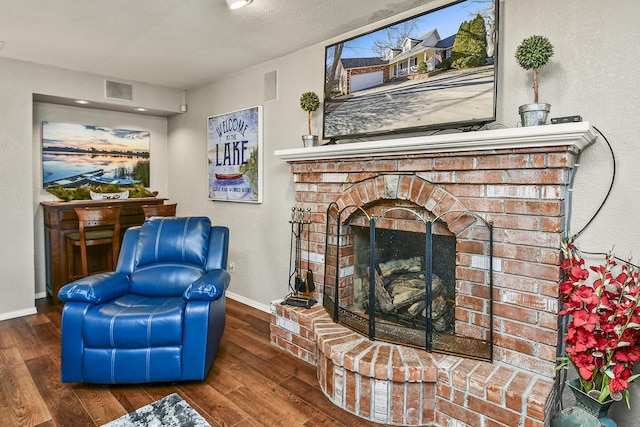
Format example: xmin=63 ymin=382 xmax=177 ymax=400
xmin=272 ymin=123 xmax=596 ymax=426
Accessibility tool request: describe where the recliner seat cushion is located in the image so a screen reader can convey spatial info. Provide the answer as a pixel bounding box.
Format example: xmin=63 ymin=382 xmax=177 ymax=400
xmin=83 ymin=294 xmax=185 ymax=348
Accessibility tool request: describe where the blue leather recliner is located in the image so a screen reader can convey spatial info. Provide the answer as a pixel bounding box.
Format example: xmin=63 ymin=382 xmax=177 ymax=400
xmin=58 ymin=216 xmax=230 ymax=384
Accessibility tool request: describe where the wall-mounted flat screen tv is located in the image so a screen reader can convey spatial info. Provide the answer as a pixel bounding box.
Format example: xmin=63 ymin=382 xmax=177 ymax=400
xmin=323 ymin=0 xmax=498 ymax=142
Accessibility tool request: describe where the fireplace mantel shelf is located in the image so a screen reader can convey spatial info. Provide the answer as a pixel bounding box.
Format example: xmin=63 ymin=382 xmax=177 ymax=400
xmin=274 ymin=122 xmax=596 ymax=162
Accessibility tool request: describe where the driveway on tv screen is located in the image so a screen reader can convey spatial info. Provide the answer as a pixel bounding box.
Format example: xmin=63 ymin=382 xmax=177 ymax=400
xmin=324 ymin=66 xmax=494 ymax=138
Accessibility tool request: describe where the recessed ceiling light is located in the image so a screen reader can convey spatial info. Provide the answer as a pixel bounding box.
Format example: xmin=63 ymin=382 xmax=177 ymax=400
xmin=134 ymin=107 xmax=147 ymax=112
xmin=74 ymin=99 xmax=91 ymax=105
xmin=226 ymin=0 xmax=252 ymax=9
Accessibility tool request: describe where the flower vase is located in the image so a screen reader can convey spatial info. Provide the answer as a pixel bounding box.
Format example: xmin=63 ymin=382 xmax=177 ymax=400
xmin=550 ymin=379 xmax=617 ymax=427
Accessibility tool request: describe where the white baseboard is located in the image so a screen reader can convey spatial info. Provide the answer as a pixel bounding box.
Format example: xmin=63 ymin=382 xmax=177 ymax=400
xmin=0 ymin=306 xmax=38 ymax=322
xmin=226 ymin=291 xmax=270 ymax=313
xmin=35 ymin=291 xmax=47 ymax=300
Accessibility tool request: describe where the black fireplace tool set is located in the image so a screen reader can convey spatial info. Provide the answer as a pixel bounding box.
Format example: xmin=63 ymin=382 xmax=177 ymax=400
xmin=282 ymin=207 xmax=317 ymax=309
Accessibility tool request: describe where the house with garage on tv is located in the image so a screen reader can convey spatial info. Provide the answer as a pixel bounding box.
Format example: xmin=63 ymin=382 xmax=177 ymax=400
xmin=336 ymin=28 xmax=456 ymax=95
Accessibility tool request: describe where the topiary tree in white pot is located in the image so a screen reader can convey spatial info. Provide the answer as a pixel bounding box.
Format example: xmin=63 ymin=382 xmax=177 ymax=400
xmin=515 ymin=35 xmax=554 ymax=126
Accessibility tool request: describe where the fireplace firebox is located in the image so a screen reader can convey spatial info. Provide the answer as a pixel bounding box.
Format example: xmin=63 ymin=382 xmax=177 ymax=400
xmin=323 ymin=201 xmax=494 ymax=360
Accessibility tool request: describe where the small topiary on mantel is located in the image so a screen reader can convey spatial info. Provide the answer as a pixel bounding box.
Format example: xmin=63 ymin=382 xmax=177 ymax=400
xmin=515 ymin=35 xmax=554 ymax=103
xmin=300 ymin=91 xmax=320 ymax=136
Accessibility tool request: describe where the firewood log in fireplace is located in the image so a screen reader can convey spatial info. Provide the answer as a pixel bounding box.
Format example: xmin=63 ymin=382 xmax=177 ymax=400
xmin=364 ymin=257 xmax=454 ymax=333
xmin=378 ymin=256 xmax=422 ymax=278
xmin=392 ymin=286 xmax=426 ymax=309
xmin=407 ymin=300 xmax=426 ymax=317
xmin=368 ymin=267 xmax=396 ymax=314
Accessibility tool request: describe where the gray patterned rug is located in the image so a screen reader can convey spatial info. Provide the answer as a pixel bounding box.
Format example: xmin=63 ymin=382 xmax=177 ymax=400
xmin=102 ymin=393 xmax=210 ymax=427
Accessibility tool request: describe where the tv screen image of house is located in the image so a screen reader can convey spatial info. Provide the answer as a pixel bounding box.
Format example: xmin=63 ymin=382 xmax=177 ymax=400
xmin=323 ymin=0 xmax=498 ymax=141
xmin=42 ymin=121 xmax=150 ymax=189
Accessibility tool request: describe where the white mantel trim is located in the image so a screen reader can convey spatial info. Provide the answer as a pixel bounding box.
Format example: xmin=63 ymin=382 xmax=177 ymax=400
xmin=274 ymin=122 xmax=597 ymax=162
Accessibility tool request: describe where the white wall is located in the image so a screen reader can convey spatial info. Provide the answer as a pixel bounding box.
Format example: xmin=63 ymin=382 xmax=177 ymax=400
xmin=168 ymin=47 xmax=324 ymax=311
xmin=169 ymin=0 xmax=640 ymax=310
xmin=0 ymin=56 xmax=183 ymax=320
xmin=500 ymin=0 xmax=640 ymax=258
xmin=33 ymin=103 xmax=171 ymax=298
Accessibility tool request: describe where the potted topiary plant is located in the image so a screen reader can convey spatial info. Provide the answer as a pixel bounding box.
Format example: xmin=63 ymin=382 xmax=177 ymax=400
xmin=515 ymin=35 xmax=554 ymax=126
xmin=300 ymin=91 xmax=320 ymax=147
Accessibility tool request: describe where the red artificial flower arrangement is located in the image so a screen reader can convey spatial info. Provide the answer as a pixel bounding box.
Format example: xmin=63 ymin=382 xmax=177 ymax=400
xmin=557 ymin=240 xmax=640 ymax=408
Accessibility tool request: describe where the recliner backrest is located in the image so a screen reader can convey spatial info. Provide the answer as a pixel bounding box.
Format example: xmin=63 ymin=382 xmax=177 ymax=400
xmin=134 ymin=217 xmax=211 ymax=267
xmin=122 ymin=217 xmax=213 ymax=297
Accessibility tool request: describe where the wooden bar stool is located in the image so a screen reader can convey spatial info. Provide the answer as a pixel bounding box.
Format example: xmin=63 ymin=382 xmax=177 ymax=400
xmin=142 ymin=203 xmax=177 ymax=219
xmin=66 ymin=206 xmax=121 ymax=281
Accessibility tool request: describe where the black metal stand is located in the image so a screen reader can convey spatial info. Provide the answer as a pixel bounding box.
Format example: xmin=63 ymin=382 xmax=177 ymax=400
xmin=282 ymin=207 xmax=317 ymax=309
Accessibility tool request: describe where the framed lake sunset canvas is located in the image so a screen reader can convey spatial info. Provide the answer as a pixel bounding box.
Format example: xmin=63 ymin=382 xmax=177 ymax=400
xmin=207 ymin=106 xmax=263 ymax=203
xmin=42 ymin=122 xmax=150 ymax=188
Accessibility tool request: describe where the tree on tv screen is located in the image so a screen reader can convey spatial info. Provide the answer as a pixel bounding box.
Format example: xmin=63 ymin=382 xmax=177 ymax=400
xmin=451 ymin=14 xmax=488 ymax=69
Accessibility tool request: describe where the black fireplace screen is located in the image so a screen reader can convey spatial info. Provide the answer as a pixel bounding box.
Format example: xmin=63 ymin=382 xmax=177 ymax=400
xmin=323 ymin=202 xmax=494 ymax=361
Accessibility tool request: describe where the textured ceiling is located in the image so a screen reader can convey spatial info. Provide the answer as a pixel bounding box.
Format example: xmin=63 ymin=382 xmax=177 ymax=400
xmin=0 ymin=0 xmax=428 ymax=90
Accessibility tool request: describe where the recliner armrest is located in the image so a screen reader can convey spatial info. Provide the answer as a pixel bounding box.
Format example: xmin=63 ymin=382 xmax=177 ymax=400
xmin=183 ymin=269 xmax=231 ymax=301
xmin=58 ymin=272 xmax=130 ymax=304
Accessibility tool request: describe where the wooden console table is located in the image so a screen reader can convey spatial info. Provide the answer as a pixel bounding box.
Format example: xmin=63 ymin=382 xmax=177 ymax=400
xmin=42 ymin=197 xmax=165 ymax=304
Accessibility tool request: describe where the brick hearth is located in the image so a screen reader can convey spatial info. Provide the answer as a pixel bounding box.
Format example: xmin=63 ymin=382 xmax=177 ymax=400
xmin=271 ymin=302 xmax=553 ymax=426
xmin=272 ymin=123 xmax=597 ymax=426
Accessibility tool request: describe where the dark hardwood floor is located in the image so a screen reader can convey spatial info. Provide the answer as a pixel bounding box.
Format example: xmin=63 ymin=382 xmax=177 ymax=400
xmin=0 ymin=297 xmax=383 ymax=427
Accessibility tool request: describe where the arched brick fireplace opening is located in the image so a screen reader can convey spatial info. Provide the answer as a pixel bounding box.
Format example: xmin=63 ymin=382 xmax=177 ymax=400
xmin=323 ymin=174 xmax=494 ymax=360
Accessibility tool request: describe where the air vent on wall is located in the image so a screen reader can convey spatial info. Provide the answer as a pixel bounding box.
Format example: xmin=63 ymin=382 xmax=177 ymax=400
xmin=264 ymin=70 xmax=277 ymax=102
xmin=105 ymin=80 xmax=133 ymax=101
